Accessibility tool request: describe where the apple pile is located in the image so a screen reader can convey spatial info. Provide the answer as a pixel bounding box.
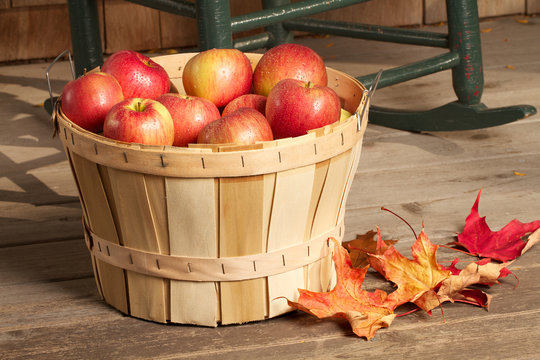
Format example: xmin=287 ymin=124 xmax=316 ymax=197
xmin=60 ymin=44 xmax=345 ymax=147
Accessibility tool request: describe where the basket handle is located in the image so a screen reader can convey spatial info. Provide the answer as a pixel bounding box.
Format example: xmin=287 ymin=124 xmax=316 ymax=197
xmin=356 ymin=68 xmax=383 ymax=131
xmin=46 ymin=50 xmax=75 ymax=134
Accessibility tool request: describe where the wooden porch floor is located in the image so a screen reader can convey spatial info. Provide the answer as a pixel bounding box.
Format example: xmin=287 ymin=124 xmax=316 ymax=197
xmin=1 ymin=15 xmax=539 ymax=359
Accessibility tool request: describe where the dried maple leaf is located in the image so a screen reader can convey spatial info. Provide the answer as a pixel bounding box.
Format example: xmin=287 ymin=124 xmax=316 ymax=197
xmin=441 ymin=258 xmax=512 ymax=285
xmin=285 ymin=238 xmax=396 ymax=340
xmin=435 ymin=258 xmax=513 ymax=310
xmin=449 ymin=190 xmax=540 ymax=262
xmin=369 ymin=228 xmax=451 ymax=312
xmin=343 ymin=230 xmax=398 ymax=269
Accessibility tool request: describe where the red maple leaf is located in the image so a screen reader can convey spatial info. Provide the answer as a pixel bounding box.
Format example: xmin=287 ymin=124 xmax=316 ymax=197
xmin=285 ymin=238 xmax=396 ymax=340
xmin=449 ymin=190 xmax=540 ymax=262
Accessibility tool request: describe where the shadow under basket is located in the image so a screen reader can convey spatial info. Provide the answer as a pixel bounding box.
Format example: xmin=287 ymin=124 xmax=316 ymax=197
xmin=52 ymin=52 xmax=369 ymax=326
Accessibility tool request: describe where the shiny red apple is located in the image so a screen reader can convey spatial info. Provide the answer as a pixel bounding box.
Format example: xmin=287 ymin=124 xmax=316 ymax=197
xmin=222 ymin=94 xmax=267 ymax=117
xmin=197 ymin=108 xmax=273 ymax=145
xmin=265 ymin=79 xmax=341 ymax=139
xmin=102 ymin=50 xmax=170 ymax=99
xmin=103 ymin=98 xmax=174 ymax=145
xmin=253 ymin=43 xmax=328 ymax=96
xmin=182 ymin=49 xmax=253 ymax=108
xmin=60 ymin=71 xmax=124 ymax=133
xmin=157 ymin=93 xmax=221 ymax=147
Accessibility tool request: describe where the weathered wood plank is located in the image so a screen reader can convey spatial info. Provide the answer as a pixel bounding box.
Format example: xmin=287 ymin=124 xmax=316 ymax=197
xmin=310 ymin=0 xmax=423 ymax=26
xmin=104 ymin=0 xmax=161 ymax=53
xmin=0 ymin=202 xmax=82 ymax=247
xmin=528 ymin=0 xmax=540 ymax=13
xmin=1 ymin=252 xmax=538 ymax=359
xmin=0 ymin=239 xmax=92 ymax=286
xmin=0 ymin=278 xmax=106 ymax=332
xmin=159 ymin=10 xmax=198 ymax=50
xmin=0 ymin=4 xmax=71 ymax=62
xmin=11 ymin=0 xmax=66 ymax=6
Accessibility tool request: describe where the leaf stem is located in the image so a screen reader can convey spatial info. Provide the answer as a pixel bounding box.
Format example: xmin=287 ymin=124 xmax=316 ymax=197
xmin=438 ymin=244 xmax=476 ymax=257
xmin=438 ymin=296 xmax=445 ymax=323
xmin=381 ymin=206 xmax=417 ymax=239
xmin=453 ymin=299 xmax=485 ymax=307
xmin=396 ymin=307 xmax=419 ymax=317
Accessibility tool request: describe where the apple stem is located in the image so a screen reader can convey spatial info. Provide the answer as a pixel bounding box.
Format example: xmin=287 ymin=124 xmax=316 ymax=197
xmin=137 ymin=101 xmax=142 ymax=112
xmin=306 ymin=81 xmax=313 ymax=89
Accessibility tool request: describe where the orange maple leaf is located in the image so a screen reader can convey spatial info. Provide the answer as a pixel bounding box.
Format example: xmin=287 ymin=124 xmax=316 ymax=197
xmin=369 ymin=227 xmax=451 ymax=312
xmin=285 ymin=238 xmax=396 ymax=340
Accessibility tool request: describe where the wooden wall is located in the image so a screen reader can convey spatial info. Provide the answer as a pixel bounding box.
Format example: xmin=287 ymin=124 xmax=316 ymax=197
xmin=0 ymin=0 xmax=538 ymax=63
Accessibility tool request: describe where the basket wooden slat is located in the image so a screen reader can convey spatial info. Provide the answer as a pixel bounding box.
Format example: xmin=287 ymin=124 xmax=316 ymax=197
xmin=67 ymin=151 xmax=128 ymax=314
xmin=106 ymin=168 xmax=169 ymax=322
xmin=54 ymin=52 xmax=369 ymax=326
xmin=167 ymin=174 xmax=219 ymax=326
xmin=266 ymin=151 xmax=316 ymax=317
xmin=219 ymin=142 xmax=270 ymax=324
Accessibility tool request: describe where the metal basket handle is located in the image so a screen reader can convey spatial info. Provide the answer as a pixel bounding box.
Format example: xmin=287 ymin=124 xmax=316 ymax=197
xmin=356 ymin=68 xmax=383 ymax=131
xmin=45 ymin=50 xmax=76 ymax=114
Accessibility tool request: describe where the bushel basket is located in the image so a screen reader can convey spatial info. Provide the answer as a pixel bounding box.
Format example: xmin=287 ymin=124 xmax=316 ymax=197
xmin=53 ymin=52 xmax=369 ymax=326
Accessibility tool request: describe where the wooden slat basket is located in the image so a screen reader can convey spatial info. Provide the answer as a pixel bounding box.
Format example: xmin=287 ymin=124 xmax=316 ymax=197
xmin=53 ymin=52 xmax=369 ymax=326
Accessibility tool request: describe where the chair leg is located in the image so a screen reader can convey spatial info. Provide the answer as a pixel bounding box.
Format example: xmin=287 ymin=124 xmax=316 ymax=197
xmin=368 ymin=0 xmax=536 ymax=131
xmin=195 ymin=0 xmax=233 ymax=50
xmin=66 ymin=0 xmax=103 ymax=77
xmin=446 ymin=0 xmax=483 ymax=105
xmin=262 ymin=0 xmax=294 ymax=47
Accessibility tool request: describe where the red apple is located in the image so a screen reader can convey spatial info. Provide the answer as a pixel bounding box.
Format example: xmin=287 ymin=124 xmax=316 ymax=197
xmin=103 ymin=98 xmax=174 ymax=145
xmin=157 ymin=93 xmax=221 ymax=147
xmin=182 ymin=49 xmax=252 ymax=108
xmin=265 ymin=79 xmax=341 ymax=139
xmin=197 ymin=108 xmax=273 ymax=145
xmin=102 ymin=50 xmax=170 ymax=99
xmin=222 ymin=94 xmax=267 ymax=117
xmin=253 ymin=43 xmax=328 ymax=96
xmin=60 ymin=71 xmax=124 ymax=133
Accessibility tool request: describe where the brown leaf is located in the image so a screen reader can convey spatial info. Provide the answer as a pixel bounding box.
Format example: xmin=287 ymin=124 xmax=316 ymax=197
xmin=520 ymin=227 xmax=540 ymax=257
xmin=344 ymin=230 xmax=398 ymax=269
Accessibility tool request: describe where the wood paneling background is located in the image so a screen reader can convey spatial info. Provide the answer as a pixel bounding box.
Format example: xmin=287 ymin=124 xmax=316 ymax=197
xmin=0 ymin=0 xmax=537 ymax=62
xmin=424 ymin=0 xmax=529 ymax=24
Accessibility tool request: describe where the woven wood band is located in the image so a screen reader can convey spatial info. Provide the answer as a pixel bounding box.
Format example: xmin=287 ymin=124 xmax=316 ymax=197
xmin=83 ymin=220 xmax=344 ymax=282
xmin=54 ymin=103 xmax=367 ymax=178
